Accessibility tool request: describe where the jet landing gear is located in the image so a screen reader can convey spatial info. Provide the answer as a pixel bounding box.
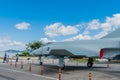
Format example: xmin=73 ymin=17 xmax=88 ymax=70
xmin=61 ymin=64 xmax=65 ymax=70
xmin=58 ymin=57 xmax=65 ymax=70
xmin=39 ymin=56 xmax=43 ymax=65
xmin=87 ymin=58 xmax=93 ymax=68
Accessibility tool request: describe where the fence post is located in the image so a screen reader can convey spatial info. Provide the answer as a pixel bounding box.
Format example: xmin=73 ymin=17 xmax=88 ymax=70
xmin=88 ymin=73 xmax=92 ymax=80
xmin=15 ymin=62 xmax=17 ymax=68
xmin=107 ymin=61 xmax=110 ymax=68
xmin=29 ymin=63 xmax=32 ymax=72
xmin=58 ymin=68 xmax=62 ymax=80
xmin=10 ymin=59 xmax=12 ymax=66
xmin=40 ymin=65 xmax=44 ymax=75
xmin=52 ymin=59 xmax=54 ymax=64
xmin=21 ymin=60 xmax=23 ymax=69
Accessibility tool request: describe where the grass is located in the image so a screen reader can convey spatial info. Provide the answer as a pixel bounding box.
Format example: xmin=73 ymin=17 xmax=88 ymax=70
xmin=70 ymin=58 xmax=99 ymax=63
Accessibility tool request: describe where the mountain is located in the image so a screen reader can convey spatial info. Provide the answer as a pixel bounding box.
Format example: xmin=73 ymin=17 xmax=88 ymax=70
xmin=0 ymin=49 xmax=24 ymax=57
xmin=4 ymin=49 xmax=23 ymax=53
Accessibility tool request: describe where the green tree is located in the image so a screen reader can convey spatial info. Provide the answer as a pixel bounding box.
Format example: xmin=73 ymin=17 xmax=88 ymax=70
xmin=19 ymin=51 xmax=32 ymax=56
xmin=26 ymin=41 xmax=42 ymax=51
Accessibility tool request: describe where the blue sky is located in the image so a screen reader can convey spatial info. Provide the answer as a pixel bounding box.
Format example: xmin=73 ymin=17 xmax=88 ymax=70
xmin=0 ymin=0 xmax=120 ymax=50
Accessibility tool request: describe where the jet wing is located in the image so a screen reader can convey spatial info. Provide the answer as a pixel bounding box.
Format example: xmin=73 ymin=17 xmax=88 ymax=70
xmin=49 ymin=49 xmax=74 ymax=56
xmin=49 ymin=47 xmax=98 ymax=58
xmin=49 ymin=47 xmax=120 ymax=59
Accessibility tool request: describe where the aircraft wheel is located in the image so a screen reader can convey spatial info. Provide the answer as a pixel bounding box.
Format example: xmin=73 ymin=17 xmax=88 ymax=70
xmin=59 ymin=64 xmax=65 ymax=70
xmin=87 ymin=62 xmax=93 ymax=68
xmin=61 ymin=65 xmax=65 ymax=70
xmin=40 ymin=62 xmax=43 ymax=65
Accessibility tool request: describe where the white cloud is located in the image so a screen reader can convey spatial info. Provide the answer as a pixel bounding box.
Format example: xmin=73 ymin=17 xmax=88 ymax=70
xmin=40 ymin=38 xmax=56 ymax=43
xmin=86 ymin=14 xmax=120 ymax=32
xmin=15 ymin=22 xmax=30 ymax=30
xmin=83 ymin=30 xmax=90 ymax=35
xmin=45 ymin=22 xmax=79 ymax=37
xmin=106 ymin=13 xmax=120 ymax=27
xmin=43 ymin=13 xmax=120 ymax=41
xmin=87 ymin=19 xmax=100 ymax=30
xmin=100 ymin=23 xmax=112 ymax=31
xmin=64 ymin=13 xmax=120 ymax=41
xmin=0 ymin=37 xmax=25 ymax=51
xmin=86 ymin=13 xmax=120 ymax=39
xmin=64 ymin=34 xmax=91 ymax=41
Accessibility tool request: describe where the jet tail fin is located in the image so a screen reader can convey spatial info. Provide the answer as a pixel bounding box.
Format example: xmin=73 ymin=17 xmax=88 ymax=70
xmin=102 ymin=27 xmax=120 ymax=39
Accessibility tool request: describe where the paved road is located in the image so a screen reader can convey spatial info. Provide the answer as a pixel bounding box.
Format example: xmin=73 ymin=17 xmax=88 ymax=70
xmin=0 ymin=66 xmax=57 ymax=80
xmin=0 ymin=60 xmax=57 ymax=80
xmin=0 ymin=60 xmax=120 ymax=80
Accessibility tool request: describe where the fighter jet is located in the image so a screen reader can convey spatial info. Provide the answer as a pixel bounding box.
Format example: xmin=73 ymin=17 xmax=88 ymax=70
xmin=32 ymin=28 xmax=120 ymax=69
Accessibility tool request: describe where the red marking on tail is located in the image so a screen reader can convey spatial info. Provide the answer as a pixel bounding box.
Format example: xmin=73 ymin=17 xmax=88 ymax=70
xmin=100 ymin=49 xmax=103 ymax=59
